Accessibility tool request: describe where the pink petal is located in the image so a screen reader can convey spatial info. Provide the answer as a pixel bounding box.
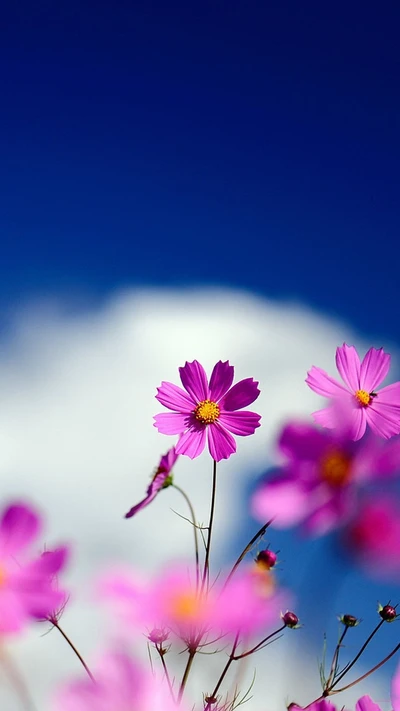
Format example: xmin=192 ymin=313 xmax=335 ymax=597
xmin=278 ymin=421 xmax=328 ymax=461
xmin=0 ymin=503 xmax=41 ymax=557
xmin=366 ymin=404 xmax=400 ymax=439
xmin=391 ymin=661 xmax=400 ymax=711
xmin=219 ymin=411 xmax=261 ymax=436
xmin=175 ymin=426 xmax=207 ymax=459
xmin=356 ymin=696 xmax=383 ymax=711
xmin=360 ymin=347 xmax=391 ymax=392
xmin=375 ymin=381 xmax=400 ymax=404
xmin=349 ymin=407 xmax=368 ymax=441
xmin=179 ymin=361 xmax=209 ymax=402
xmin=155 ymin=381 xmax=194 ymax=412
xmin=159 ymin=447 xmax=179 ymax=472
xmin=207 ymin=422 xmax=236 ymax=461
xmin=125 ymin=493 xmax=156 ymax=519
xmin=209 ymin=360 xmax=234 ymax=402
xmin=306 ymin=366 xmax=349 ymax=398
xmin=153 ymin=412 xmax=188 ymax=435
xmin=251 ymin=480 xmax=311 ymax=528
xmin=0 ymin=590 xmax=26 ymax=633
xmin=335 ymin=344 xmax=361 ymax=391
xmin=23 ymin=546 xmax=69 ymax=578
xmin=312 ymin=405 xmax=338 ymax=429
xmin=222 ymin=378 xmax=260 ymax=411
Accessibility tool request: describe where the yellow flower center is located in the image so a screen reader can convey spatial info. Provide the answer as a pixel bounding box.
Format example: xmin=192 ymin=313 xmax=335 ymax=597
xmin=0 ymin=566 xmax=6 ymax=587
xmin=355 ymin=389 xmax=372 ymax=407
xmin=194 ymin=399 xmax=220 ymax=425
xmin=320 ymin=450 xmax=352 ymax=488
xmin=169 ymin=591 xmax=202 ymax=622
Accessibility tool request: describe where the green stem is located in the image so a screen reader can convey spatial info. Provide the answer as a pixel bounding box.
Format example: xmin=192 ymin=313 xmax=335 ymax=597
xmin=178 ymin=647 xmax=197 ymax=703
xmin=330 ymin=640 xmax=400 ymax=695
xmin=204 ymin=634 xmax=240 ymax=711
xmin=223 ymin=520 xmax=272 ymax=590
xmin=52 ymin=621 xmax=95 ymax=682
xmin=172 ymin=483 xmax=200 ymax=589
xmin=325 ymin=626 xmax=348 ymax=689
xmin=232 ymin=625 xmax=285 ymax=660
xmin=156 ymin=645 xmax=175 ymax=702
xmin=329 ymin=620 xmax=384 ymax=690
xmin=202 ymin=459 xmax=218 ymax=591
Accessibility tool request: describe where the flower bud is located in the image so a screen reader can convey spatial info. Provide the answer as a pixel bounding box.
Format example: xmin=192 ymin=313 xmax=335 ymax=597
xmin=379 ymin=604 xmax=397 ymax=622
xmin=148 ymin=628 xmax=169 ymax=644
xmin=282 ymin=610 xmax=299 ymax=628
xmin=340 ymin=614 xmax=359 ymax=627
xmin=256 ymin=549 xmax=277 ymax=570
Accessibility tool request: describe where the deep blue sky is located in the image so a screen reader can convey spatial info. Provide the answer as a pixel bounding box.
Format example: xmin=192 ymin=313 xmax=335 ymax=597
xmin=1 ymin=1 xmax=399 ymax=339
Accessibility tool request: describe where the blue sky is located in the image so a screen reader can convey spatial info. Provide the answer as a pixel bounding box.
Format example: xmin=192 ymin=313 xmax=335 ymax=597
xmin=1 ymin=0 xmax=400 ymax=339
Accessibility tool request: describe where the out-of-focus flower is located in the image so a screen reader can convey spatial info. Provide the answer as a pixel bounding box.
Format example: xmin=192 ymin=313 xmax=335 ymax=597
xmin=154 ymin=360 xmax=261 ymax=461
xmin=54 ymin=650 xmax=178 ymax=711
xmin=343 ymin=497 xmax=400 ymax=578
xmin=289 ymin=696 xmax=382 ymax=711
xmin=0 ymin=502 xmax=68 ymax=633
xmin=101 ymin=563 xmax=284 ymax=641
xmin=306 ymin=344 xmax=400 ymax=440
xmin=252 ymin=420 xmax=400 ymax=536
xmin=391 ymin=659 xmax=400 ymax=711
xmin=125 ymin=447 xmax=177 ymax=519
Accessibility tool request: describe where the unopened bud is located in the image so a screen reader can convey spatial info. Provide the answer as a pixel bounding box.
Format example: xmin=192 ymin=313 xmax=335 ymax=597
xmin=148 ymin=628 xmax=169 ymax=644
xmin=379 ymin=604 xmax=397 ymax=622
xmin=340 ymin=614 xmax=359 ymax=627
xmin=256 ymin=549 xmax=277 ymax=570
xmin=282 ymin=610 xmax=299 ymax=628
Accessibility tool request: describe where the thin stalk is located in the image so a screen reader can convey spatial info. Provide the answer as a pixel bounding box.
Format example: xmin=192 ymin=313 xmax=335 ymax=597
xmin=330 ymin=620 xmax=384 ymax=689
xmin=172 ymin=483 xmax=200 ymax=589
xmin=178 ymin=647 xmax=197 ymax=703
xmin=204 ymin=634 xmax=240 ymax=711
xmin=232 ymin=625 xmax=285 ymax=660
xmin=330 ymin=641 xmax=400 ymax=695
xmin=202 ymin=459 xmax=218 ymax=591
xmin=223 ymin=520 xmax=272 ymax=590
xmin=325 ymin=626 xmax=349 ymax=689
xmin=52 ymin=621 xmax=95 ymax=682
xmin=156 ymin=645 xmax=175 ymax=702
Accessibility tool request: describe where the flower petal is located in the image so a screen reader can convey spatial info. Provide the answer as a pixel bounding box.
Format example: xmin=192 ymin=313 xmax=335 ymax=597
xmin=306 ymin=366 xmax=349 ymax=397
xmin=335 ymin=344 xmax=361 ymax=391
xmin=350 ymin=407 xmax=368 ymax=441
xmin=356 ymin=696 xmax=383 ymax=711
xmin=222 ymin=378 xmax=260 ymax=411
xmin=0 ymin=503 xmax=41 ymax=557
xmin=155 ymin=381 xmax=194 ymax=412
xmin=391 ymin=661 xmax=400 ymax=711
xmin=311 ymin=405 xmax=338 ymax=429
xmin=125 ymin=493 xmax=156 ymax=519
xmin=278 ymin=422 xmax=327 ymax=462
xmin=175 ymin=426 xmax=207 ymax=459
xmin=153 ymin=412 xmax=188 ymax=435
xmin=179 ymin=361 xmax=209 ymax=402
xmin=219 ymin=411 xmax=261 ymax=436
xmin=366 ymin=403 xmax=400 ymax=439
xmin=360 ymin=347 xmax=391 ymax=392
xmin=207 ymin=422 xmax=236 ymax=461
xmin=209 ymin=361 xmax=234 ymax=402
xmin=252 ymin=479 xmax=311 ymax=528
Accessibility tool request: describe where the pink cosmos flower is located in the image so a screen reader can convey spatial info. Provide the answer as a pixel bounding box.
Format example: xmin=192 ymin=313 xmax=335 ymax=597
xmin=0 ymin=502 xmax=68 ymax=633
xmin=101 ymin=563 xmax=283 ymax=640
xmin=252 ymin=420 xmax=400 ymax=536
xmin=154 ymin=360 xmax=261 ymax=461
xmin=290 ymin=698 xmax=382 ymax=711
xmin=306 ymin=344 xmax=400 ymax=440
xmin=343 ymin=496 xmax=400 ymax=578
xmin=54 ymin=650 xmax=178 ymax=711
xmin=124 ymin=447 xmax=177 ymax=519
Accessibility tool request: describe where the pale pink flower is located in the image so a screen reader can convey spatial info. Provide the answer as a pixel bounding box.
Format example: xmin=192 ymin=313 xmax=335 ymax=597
xmin=54 ymin=650 xmax=178 ymax=711
xmin=306 ymin=344 xmax=400 ymax=440
xmin=0 ymin=502 xmax=68 ymax=633
xmin=124 ymin=447 xmax=177 ymax=519
xmin=154 ymin=360 xmax=261 ymax=461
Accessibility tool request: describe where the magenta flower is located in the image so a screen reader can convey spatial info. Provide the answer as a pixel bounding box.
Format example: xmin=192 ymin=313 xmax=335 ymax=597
xmin=291 ymin=698 xmax=382 ymax=711
xmin=0 ymin=502 xmax=68 ymax=633
xmin=343 ymin=496 xmax=400 ymax=578
xmin=154 ymin=360 xmax=261 ymax=461
xmin=252 ymin=421 xmax=400 ymax=536
xmin=391 ymin=660 xmax=400 ymax=711
xmin=54 ymin=650 xmax=178 ymax=711
xmin=306 ymin=344 xmax=400 ymax=440
xmin=125 ymin=447 xmax=177 ymax=519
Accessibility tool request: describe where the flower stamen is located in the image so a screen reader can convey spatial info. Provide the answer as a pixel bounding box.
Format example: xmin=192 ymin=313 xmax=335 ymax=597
xmin=194 ymin=399 xmax=220 ymax=425
xmin=355 ymin=389 xmax=372 ymax=407
xmin=320 ymin=450 xmax=352 ymax=488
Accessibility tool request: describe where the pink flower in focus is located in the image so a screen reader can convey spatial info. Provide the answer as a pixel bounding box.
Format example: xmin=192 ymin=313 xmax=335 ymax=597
xmin=252 ymin=421 xmax=400 ymax=536
xmin=306 ymin=344 xmax=400 ymax=440
xmin=343 ymin=496 xmax=400 ymax=578
xmin=101 ymin=564 xmax=284 ymax=640
xmin=0 ymin=502 xmax=68 ymax=633
xmin=125 ymin=447 xmax=177 ymax=519
xmin=54 ymin=650 xmax=178 ymax=711
xmin=154 ymin=360 xmax=261 ymax=461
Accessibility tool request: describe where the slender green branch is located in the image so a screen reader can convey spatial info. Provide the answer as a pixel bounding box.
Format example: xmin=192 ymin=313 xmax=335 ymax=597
xmin=172 ymin=483 xmax=200 ymax=589
xmin=202 ymin=459 xmax=218 ymax=591
xmin=325 ymin=626 xmax=349 ymax=689
xmin=204 ymin=634 xmax=240 ymax=711
xmin=232 ymin=625 xmax=285 ymax=660
xmin=330 ymin=620 xmax=384 ymax=689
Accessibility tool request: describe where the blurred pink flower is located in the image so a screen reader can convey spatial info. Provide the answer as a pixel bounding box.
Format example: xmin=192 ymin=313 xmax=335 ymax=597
xmin=391 ymin=659 xmax=400 ymax=711
xmin=252 ymin=421 xmax=400 ymax=536
xmin=291 ymin=696 xmax=382 ymax=711
xmin=343 ymin=496 xmax=400 ymax=577
xmin=101 ymin=563 xmax=284 ymax=640
xmin=306 ymin=344 xmax=400 ymax=440
xmin=124 ymin=447 xmax=177 ymax=519
xmin=54 ymin=650 xmax=178 ymax=711
xmin=0 ymin=502 xmax=68 ymax=633
xmin=154 ymin=360 xmax=261 ymax=461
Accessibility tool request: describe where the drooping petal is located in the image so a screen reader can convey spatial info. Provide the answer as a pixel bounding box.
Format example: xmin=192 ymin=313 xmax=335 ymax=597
xmin=153 ymin=412 xmax=188 ymax=435
xmin=306 ymin=366 xmax=349 ymax=397
xmin=219 ymin=411 xmax=261 ymax=436
xmin=356 ymin=695 xmax=383 ymax=711
xmin=0 ymin=503 xmax=41 ymax=558
xmin=335 ymin=344 xmax=361 ymax=391
xmin=360 ymin=347 xmax=391 ymax=392
xmin=222 ymin=378 xmax=260 ymax=411
xmin=155 ymin=381 xmax=194 ymax=412
xmin=179 ymin=361 xmax=209 ymax=402
xmin=207 ymin=422 xmax=236 ymax=461
xmin=159 ymin=447 xmax=179 ymax=472
xmin=209 ymin=360 xmax=234 ymax=402
xmin=251 ymin=479 xmax=312 ymax=528
xmin=125 ymin=493 xmax=157 ymax=519
xmin=278 ymin=422 xmax=328 ymax=462
xmin=175 ymin=426 xmax=207 ymax=459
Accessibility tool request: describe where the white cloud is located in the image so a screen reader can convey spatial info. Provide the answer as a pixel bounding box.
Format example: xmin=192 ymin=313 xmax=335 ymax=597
xmin=0 ymin=288 xmax=392 ymax=709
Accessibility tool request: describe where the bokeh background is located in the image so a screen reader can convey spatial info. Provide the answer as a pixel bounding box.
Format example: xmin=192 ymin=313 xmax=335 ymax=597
xmin=1 ymin=2 xmax=400 ymax=708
